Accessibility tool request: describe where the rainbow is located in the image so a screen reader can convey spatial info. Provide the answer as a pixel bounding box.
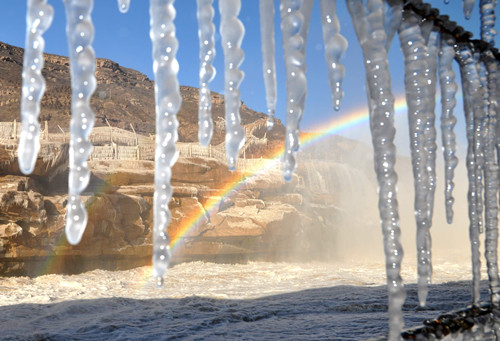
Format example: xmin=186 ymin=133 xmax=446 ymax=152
xmin=169 ymin=95 xmax=409 ymax=255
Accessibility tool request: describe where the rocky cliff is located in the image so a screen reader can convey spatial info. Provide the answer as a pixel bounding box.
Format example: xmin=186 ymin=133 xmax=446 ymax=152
xmin=0 ymin=42 xmax=379 ymax=276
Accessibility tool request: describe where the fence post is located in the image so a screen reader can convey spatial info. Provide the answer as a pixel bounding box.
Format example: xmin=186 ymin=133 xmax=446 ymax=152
xmin=105 ymin=118 xmax=113 ymax=143
xmin=44 ymin=121 xmax=49 ymax=141
xmin=12 ymin=119 xmax=16 ymax=140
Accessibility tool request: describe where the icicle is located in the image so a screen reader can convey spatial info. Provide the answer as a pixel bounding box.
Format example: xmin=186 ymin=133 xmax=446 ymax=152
xmin=483 ymin=52 xmax=500 ymax=307
xmin=398 ymin=10 xmax=434 ymax=307
xmin=464 ymin=0 xmax=475 ymax=20
xmin=474 ymin=54 xmax=487 ymax=235
xmin=438 ymin=35 xmax=458 ymax=224
xmin=149 ymin=0 xmax=181 ymax=287
xmin=280 ymin=0 xmax=307 ymax=181
xmin=457 ymin=43 xmax=483 ymax=306
xmin=480 ymin=0 xmax=497 ymax=45
xmin=18 ymin=0 xmax=54 ymax=175
xmin=117 ymin=0 xmax=130 ymax=13
xmin=299 ymin=0 xmax=312 ymax=50
xmin=63 ymin=0 xmax=96 ymax=245
xmin=319 ymin=0 xmax=347 ymax=111
xmin=259 ymin=0 xmax=277 ymax=130
xmin=347 ymin=0 xmax=405 ymax=339
xmin=219 ymin=0 xmax=245 ymax=170
xmin=197 ymin=0 xmax=216 ymax=146
xmin=384 ymin=0 xmax=403 ymax=51
xmin=424 ymin=29 xmax=439 ymax=226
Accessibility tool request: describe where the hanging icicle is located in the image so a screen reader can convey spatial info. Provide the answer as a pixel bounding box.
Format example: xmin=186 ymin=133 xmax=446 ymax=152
xmin=149 ymin=0 xmax=182 ymax=287
xmin=63 ymin=0 xmax=97 ymax=245
xmin=438 ymin=35 xmax=458 ymax=224
xmin=319 ymin=0 xmax=347 ymax=111
xmin=197 ymin=0 xmax=216 ymax=146
xmin=280 ymin=0 xmax=307 ymax=181
xmin=480 ymin=0 xmax=497 ymax=45
xmin=424 ymin=29 xmax=439 ymax=226
xmin=483 ymin=51 xmax=500 ymax=307
xmin=464 ymin=0 xmax=475 ymax=20
xmin=347 ymin=0 xmax=405 ymax=339
xmin=118 ymin=0 xmax=130 ymax=13
xmin=219 ymin=0 xmax=245 ymax=170
xmin=398 ymin=9 xmax=433 ymax=308
xmin=259 ymin=0 xmax=277 ymax=130
xmin=457 ymin=43 xmax=483 ymax=306
xmin=18 ymin=0 xmax=54 ymax=175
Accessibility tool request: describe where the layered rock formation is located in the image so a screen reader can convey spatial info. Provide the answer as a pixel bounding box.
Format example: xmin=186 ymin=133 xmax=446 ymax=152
xmin=0 ymin=41 xmax=379 ymax=276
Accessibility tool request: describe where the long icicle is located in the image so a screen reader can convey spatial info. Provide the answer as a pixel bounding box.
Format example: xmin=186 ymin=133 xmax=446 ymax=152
xmin=424 ymin=29 xmax=439 ymax=231
xmin=319 ymin=0 xmax=347 ymax=111
xmin=464 ymin=0 xmax=475 ymax=20
xmin=480 ymin=0 xmax=497 ymax=45
xmin=347 ymin=0 xmax=405 ymax=338
xmin=197 ymin=0 xmax=216 ymax=146
xmin=259 ymin=0 xmax=277 ymax=130
xmin=398 ymin=9 xmax=433 ymax=307
xmin=219 ymin=0 xmax=245 ymax=170
xmin=483 ymin=52 xmax=500 ymax=307
xmin=457 ymin=43 xmax=483 ymax=306
xmin=438 ymin=34 xmax=459 ymax=224
xmin=149 ymin=0 xmax=181 ymax=287
xmin=117 ymin=0 xmax=130 ymax=13
xmin=63 ymin=0 xmax=97 ymax=245
xmin=19 ymin=0 xmax=54 ymax=174
xmin=474 ymin=53 xmax=486 ymax=235
xmin=280 ymin=0 xmax=307 ymax=181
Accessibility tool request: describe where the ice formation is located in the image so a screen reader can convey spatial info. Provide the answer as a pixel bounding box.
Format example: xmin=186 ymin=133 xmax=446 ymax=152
xmin=63 ymin=0 xmax=97 ymax=245
xmin=457 ymin=44 xmax=484 ymax=305
xmin=118 ymin=0 xmax=130 ymax=13
xmin=398 ymin=9 xmax=434 ymax=308
xmin=464 ymin=0 xmax=476 ymax=19
xmin=259 ymin=0 xmax=277 ymax=130
xmin=197 ymin=0 xmax=216 ymax=146
xmin=19 ymin=0 xmax=53 ymax=175
xmin=280 ymin=0 xmax=307 ymax=181
xmin=15 ymin=0 xmax=500 ymax=338
xmin=149 ymin=0 xmax=181 ymax=287
xmin=438 ymin=36 xmax=459 ymax=224
xmin=219 ymin=0 xmax=245 ymax=170
xmin=480 ymin=0 xmax=497 ymax=44
xmin=346 ymin=0 xmax=405 ymax=338
xmin=319 ymin=0 xmax=347 ymax=111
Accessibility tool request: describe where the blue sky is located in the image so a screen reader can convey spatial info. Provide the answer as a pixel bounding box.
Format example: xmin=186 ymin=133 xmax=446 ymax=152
xmin=0 ymin=1 xmax=497 ymax=152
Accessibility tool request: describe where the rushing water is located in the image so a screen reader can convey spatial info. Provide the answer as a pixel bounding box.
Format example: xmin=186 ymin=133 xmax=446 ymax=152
xmin=0 ymin=260 xmax=489 ymax=340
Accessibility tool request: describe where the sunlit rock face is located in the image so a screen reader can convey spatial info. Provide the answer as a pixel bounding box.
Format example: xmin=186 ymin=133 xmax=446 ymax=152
xmin=0 ymin=132 xmax=375 ymax=275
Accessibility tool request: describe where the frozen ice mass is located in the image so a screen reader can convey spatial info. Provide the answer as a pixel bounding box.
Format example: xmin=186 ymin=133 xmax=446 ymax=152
xmin=15 ymin=0 xmax=500 ymax=338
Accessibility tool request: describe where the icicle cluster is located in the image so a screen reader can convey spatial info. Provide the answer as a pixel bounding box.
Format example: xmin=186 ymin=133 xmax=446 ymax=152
xmin=149 ymin=0 xmax=181 ymax=287
xmin=319 ymin=0 xmax=347 ymax=111
xmin=63 ymin=0 xmax=97 ymax=245
xmin=347 ymin=0 xmax=405 ymax=339
xmin=14 ymin=0 xmax=500 ymax=338
xmin=197 ymin=0 xmax=216 ymax=146
xmin=219 ymin=0 xmax=245 ymax=170
xmin=18 ymin=0 xmax=54 ymax=175
xmin=259 ymin=0 xmax=277 ymax=130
